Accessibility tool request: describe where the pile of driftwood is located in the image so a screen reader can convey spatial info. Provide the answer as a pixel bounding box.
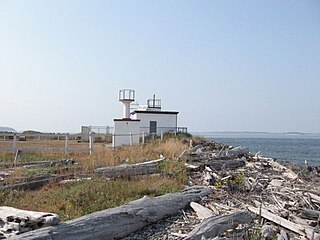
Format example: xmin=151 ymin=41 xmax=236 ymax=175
xmin=0 ymin=159 xmax=79 ymax=190
xmin=2 ymin=187 xmax=212 ymax=239
xmin=1 ymin=139 xmax=319 ymax=239
xmin=0 ymin=207 xmax=60 ymax=239
xmin=183 ymin=140 xmax=320 ymax=240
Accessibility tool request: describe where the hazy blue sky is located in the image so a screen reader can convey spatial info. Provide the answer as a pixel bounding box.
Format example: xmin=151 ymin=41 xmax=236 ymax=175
xmin=1 ymin=0 xmax=320 ymax=133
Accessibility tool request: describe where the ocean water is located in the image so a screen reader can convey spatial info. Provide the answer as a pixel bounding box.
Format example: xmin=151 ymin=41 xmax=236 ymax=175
xmin=197 ymin=134 xmax=320 ymax=166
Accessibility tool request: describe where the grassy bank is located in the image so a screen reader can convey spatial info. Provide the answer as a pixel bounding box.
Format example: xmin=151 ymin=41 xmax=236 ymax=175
xmin=0 ymin=176 xmax=183 ymax=221
xmin=0 ymin=136 xmax=191 ymax=221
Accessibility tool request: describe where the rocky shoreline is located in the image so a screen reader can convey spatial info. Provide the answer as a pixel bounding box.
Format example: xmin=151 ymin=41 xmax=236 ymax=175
xmin=125 ymin=139 xmax=320 ymax=239
xmin=1 ymin=138 xmax=319 ymax=239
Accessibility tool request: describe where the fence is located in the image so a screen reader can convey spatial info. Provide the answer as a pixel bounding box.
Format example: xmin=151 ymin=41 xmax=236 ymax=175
xmin=0 ymin=127 xmax=188 ymax=154
xmin=0 ymin=133 xmax=99 ymax=154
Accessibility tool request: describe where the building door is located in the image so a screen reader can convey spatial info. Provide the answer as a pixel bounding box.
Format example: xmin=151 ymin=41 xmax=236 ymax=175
xmin=149 ymin=121 xmax=157 ymax=134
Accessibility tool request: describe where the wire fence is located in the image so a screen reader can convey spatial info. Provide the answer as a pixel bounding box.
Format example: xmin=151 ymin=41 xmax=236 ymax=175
xmin=0 ymin=128 xmax=188 ymax=154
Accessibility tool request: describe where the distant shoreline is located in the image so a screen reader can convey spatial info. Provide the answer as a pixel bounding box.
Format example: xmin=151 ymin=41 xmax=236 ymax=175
xmin=192 ymin=131 xmax=320 ymax=139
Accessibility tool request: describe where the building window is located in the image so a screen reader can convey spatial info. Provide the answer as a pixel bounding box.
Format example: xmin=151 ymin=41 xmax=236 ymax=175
xmin=149 ymin=121 xmax=157 ymax=134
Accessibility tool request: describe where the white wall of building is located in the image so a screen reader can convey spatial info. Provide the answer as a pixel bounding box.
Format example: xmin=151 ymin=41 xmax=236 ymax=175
xmin=132 ymin=112 xmax=177 ymax=135
xmin=113 ymin=120 xmax=140 ymax=147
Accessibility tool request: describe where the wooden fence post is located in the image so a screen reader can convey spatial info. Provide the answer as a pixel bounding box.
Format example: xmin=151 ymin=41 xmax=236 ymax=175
xmin=13 ymin=133 xmax=17 ymax=152
xmin=160 ymin=131 xmax=164 ymax=141
xmin=14 ymin=150 xmax=20 ymax=167
xmin=129 ymin=133 xmax=133 ymax=146
xmin=89 ymin=132 xmax=94 ymax=155
xmin=142 ymin=132 xmax=145 ymax=145
xmin=112 ymin=133 xmax=115 ymax=148
xmin=65 ymin=133 xmax=69 ymax=153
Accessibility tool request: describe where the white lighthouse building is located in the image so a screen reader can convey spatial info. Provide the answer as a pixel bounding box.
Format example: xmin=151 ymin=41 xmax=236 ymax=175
xmin=113 ymin=89 xmax=181 ymax=147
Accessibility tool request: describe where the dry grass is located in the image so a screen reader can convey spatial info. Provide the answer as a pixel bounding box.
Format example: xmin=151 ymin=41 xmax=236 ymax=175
xmin=0 ymin=136 xmax=190 ymax=220
xmin=0 ymin=139 xmax=108 ymax=163
xmin=80 ymin=137 xmax=188 ymax=173
xmin=0 ymin=137 xmax=186 ymax=165
xmin=0 ymin=176 xmax=183 ymax=221
xmin=0 ymin=139 xmax=91 ymax=150
xmin=1 ymin=137 xmax=189 ymax=184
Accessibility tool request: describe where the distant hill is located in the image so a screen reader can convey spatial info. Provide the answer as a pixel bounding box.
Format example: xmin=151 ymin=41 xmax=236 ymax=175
xmin=22 ymin=130 xmax=42 ymax=134
xmin=0 ymin=126 xmax=16 ymax=132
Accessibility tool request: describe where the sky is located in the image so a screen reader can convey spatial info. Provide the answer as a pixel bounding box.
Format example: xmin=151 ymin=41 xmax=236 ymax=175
xmin=0 ymin=0 xmax=320 ymax=133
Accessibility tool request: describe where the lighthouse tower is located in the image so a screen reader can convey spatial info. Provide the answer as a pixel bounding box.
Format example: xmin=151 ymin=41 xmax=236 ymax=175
xmin=113 ymin=89 xmax=141 ymax=147
xmin=119 ymin=89 xmax=135 ymax=119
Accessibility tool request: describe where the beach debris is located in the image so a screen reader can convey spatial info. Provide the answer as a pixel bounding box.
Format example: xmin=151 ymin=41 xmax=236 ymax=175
xmin=123 ymin=140 xmax=320 ymax=239
xmin=1 ymin=139 xmax=319 ymax=239
xmin=14 ymin=186 xmax=212 ymax=240
xmin=0 ymin=206 xmax=60 ymax=239
xmin=1 ymin=174 xmax=74 ymax=191
xmin=95 ymin=157 xmax=165 ymax=179
xmin=190 ymin=202 xmax=214 ymax=220
xmin=185 ymin=210 xmax=252 ymax=240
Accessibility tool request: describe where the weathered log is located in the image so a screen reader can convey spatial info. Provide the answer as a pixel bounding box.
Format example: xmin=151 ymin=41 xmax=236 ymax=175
xmin=307 ymin=192 xmax=320 ymax=204
xmin=187 ymin=159 xmax=245 ymax=171
xmin=184 ymin=210 xmax=252 ymax=240
xmin=95 ymin=158 xmax=165 ymax=178
xmin=248 ymin=205 xmax=319 ymax=240
xmin=13 ymin=186 xmax=212 ymax=240
xmin=0 ymin=159 xmax=76 ymax=169
xmin=267 ymin=159 xmax=299 ymax=180
xmin=205 ymin=159 xmax=246 ymax=171
xmin=95 ymin=163 xmax=160 ymax=178
xmin=0 ymin=206 xmax=60 ymax=238
xmin=22 ymin=159 xmax=77 ymax=169
xmin=1 ymin=174 xmax=74 ymax=191
xmin=226 ymin=147 xmax=249 ymax=157
xmin=189 ymin=147 xmax=249 ymax=160
xmin=299 ymin=209 xmax=320 ymax=221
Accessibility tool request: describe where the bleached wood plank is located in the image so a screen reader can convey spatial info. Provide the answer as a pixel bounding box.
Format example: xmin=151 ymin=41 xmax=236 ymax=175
xmin=248 ymin=205 xmax=319 ymax=240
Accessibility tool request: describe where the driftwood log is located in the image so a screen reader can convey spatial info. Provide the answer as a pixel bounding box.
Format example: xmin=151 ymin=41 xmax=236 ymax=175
xmin=190 ymin=147 xmax=249 ymax=159
xmin=95 ymin=158 xmax=165 ymax=178
xmin=1 ymin=174 xmax=74 ymax=191
xmin=0 ymin=206 xmax=60 ymax=238
xmin=13 ymin=186 xmax=212 ymax=240
xmin=185 ymin=210 xmax=252 ymax=240
xmin=205 ymin=159 xmax=246 ymax=171
xmin=226 ymin=147 xmax=249 ymax=157
xmin=299 ymin=209 xmax=320 ymax=221
xmin=186 ymin=159 xmax=246 ymax=172
xmin=0 ymin=159 xmax=76 ymax=169
xmin=248 ymin=205 xmax=319 ymax=240
xmin=22 ymin=159 xmax=77 ymax=169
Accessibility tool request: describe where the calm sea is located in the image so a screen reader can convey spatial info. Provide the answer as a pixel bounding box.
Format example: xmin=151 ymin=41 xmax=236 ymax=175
xmin=195 ymin=133 xmax=320 ymax=166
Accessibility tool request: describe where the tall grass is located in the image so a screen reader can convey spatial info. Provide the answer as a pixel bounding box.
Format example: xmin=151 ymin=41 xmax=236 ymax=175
xmin=0 ymin=136 xmax=190 ymax=220
xmin=0 ymin=176 xmax=184 ymax=221
xmin=80 ymin=137 xmax=188 ymax=173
